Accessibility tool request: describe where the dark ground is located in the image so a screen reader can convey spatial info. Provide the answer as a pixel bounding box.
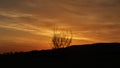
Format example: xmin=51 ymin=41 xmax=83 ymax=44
xmin=0 ymin=43 xmax=120 ymax=67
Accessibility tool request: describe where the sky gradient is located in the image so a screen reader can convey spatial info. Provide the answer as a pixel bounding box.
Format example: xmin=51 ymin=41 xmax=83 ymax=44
xmin=0 ymin=0 xmax=120 ymax=53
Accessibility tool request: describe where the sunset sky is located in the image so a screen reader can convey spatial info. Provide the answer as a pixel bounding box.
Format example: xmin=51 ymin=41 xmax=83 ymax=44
xmin=0 ymin=0 xmax=120 ymax=53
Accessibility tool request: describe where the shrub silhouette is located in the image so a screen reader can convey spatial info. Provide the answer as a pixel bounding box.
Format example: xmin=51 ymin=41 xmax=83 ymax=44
xmin=52 ymin=28 xmax=72 ymax=49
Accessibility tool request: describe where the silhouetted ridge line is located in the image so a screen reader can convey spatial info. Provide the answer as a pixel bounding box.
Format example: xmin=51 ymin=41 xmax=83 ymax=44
xmin=0 ymin=43 xmax=120 ymax=67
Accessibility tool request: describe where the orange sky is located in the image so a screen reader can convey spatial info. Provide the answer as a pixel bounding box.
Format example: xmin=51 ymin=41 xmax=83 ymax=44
xmin=0 ymin=0 xmax=120 ymax=53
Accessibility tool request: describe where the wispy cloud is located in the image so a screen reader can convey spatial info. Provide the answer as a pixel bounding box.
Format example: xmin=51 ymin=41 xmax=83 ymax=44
xmin=0 ymin=23 xmax=94 ymax=42
xmin=0 ymin=24 xmax=51 ymax=36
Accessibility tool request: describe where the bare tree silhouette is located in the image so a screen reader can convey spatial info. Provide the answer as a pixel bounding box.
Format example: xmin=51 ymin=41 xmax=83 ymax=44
xmin=52 ymin=27 xmax=72 ymax=49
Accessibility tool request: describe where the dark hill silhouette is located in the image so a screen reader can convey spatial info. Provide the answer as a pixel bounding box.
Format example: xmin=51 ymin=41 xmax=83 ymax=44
xmin=0 ymin=43 xmax=120 ymax=67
